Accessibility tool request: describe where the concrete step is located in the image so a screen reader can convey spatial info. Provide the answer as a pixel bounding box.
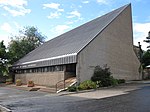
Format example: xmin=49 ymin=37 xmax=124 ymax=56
xmin=65 ymin=77 xmax=76 ymax=86
xmin=65 ymin=77 xmax=76 ymax=83
xmin=56 ymin=77 xmax=77 ymax=93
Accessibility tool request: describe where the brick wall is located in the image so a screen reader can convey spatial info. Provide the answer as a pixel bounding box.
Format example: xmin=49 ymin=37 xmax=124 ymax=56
xmin=15 ymin=71 xmax=64 ymax=86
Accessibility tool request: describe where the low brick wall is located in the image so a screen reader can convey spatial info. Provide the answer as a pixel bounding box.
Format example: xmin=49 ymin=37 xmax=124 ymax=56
xmin=15 ymin=71 xmax=65 ymax=86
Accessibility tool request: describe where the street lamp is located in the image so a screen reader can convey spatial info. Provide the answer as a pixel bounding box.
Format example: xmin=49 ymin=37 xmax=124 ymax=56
xmin=138 ymin=42 xmax=143 ymax=79
xmin=138 ymin=42 xmax=142 ymax=62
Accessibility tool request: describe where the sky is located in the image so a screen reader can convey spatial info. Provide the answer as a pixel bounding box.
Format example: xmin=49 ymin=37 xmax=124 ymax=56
xmin=0 ymin=0 xmax=150 ymax=50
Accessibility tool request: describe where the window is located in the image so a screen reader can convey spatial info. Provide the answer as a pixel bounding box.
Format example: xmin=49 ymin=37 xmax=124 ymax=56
xmin=15 ymin=65 xmax=65 ymax=74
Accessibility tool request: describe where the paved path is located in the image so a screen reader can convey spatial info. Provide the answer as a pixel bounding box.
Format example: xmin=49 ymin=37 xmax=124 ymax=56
xmin=0 ymin=82 xmax=150 ymax=112
xmin=67 ymin=83 xmax=142 ymax=99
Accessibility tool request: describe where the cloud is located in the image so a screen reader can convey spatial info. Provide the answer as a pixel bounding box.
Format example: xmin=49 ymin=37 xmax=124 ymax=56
xmin=1 ymin=13 xmax=7 ymax=16
xmin=82 ymin=1 xmax=90 ymax=4
xmin=0 ymin=23 xmax=13 ymax=46
xmin=3 ymin=6 xmax=31 ymax=17
xmin=0 ymin=0 xmax=27 ymax=7
xmin=0 ymin=0 xmax=31 ymax=16
xmin=1 ymin=22 xmax=12 ymax=33
xmin=51 ymin=25 xmax=70 ymax=36
xmin=43 ymin=3 xmax=64 ymax=12
xmin=79 ymin=5 xmax=82 ymax=8
xmin=0 ymin=22 xmax=23 ymax=46
xmin=13 ymin=22 xmax=19 ymax=29
xmin=96 ymin=0 xmax=110 ymax=5
xmin=66 ymin=21 xmax=74 ymax=25
xmin=47 ymin=12 xmax=61 ymax=19
xmin=0 ymin=35 xmax=10 ymax=46
xmin=133 ymin=22 xmax=150 ymax=50
xmin=67 ymin=10 xmax=81 ymax=19
xmin=43 ymin=3 xmax=64 ymax=19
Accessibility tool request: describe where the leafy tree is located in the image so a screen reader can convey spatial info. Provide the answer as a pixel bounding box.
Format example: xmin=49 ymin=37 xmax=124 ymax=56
xmin=8 ymin=26 xmax=46 ymax=64
xmin=19 ymin=26 xmax=45 ymax=47
xmin=0 ymin=41 xmax=8 ymax=76
xmin=0 ymin=41 xmax=7 ymax=59
xmin=144 ymin=31 xmax=150 ymax=48
xmin=142 ymin=51 xmax=150 ymax=68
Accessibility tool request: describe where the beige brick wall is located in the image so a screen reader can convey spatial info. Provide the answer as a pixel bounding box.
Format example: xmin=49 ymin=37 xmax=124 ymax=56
xmin=76 ymin=5 xmax=141 ymax=83
xmin=15 ymin=71 xmax=64 ymax=86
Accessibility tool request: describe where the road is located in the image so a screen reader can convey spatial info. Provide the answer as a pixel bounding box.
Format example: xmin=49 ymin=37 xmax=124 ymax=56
xmin=0 ymin=82 xmax=150 ymax=112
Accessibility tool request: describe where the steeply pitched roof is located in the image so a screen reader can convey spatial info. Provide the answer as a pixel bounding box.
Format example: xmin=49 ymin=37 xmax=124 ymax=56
xmin=13 ymin=4 xmax=130 ymax=69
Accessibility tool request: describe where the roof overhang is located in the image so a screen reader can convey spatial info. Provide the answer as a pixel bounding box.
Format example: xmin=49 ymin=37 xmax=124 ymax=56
xmin=12 ymin=53 xmax=77 ymax=70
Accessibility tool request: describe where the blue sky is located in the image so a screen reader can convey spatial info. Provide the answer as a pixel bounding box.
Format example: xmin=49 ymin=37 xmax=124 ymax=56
xmin=0 ymin=0 xmax=150 ymax=50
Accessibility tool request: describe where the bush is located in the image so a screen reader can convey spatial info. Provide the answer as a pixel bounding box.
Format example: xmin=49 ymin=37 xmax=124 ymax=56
xmin=16 ymin=79 xmax=22 ymax=86
xmin=91 ymin=65 xmax=112 ymax=87
xmin=16 ymin=79 xmax=21 ymax=83
xmin=68 ymin=86 xmax=77 ymax=92
xmin=6 ymin=78 xmax=12 ymax=82
xmin=110 ymin=76 xmax=118 ymax=86
xmin=78 ymin=80 xmax=96 ymax=90
xmin=95 ymin=81 xmax=102 ymax=88
xmin=27 ymin=80 xmax=34 ymax=87
xmin=117 ymin=79 xmax=125 ymax=84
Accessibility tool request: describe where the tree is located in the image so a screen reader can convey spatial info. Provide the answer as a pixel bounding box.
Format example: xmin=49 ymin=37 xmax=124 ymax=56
xmin=0 ymin=41 xmax=8 ymax=76
xmin=144 ymin=31 xmax=150 ymax=48
xmin=142 ymin=51 xmax=150 ymax=69
xmin=8 ymin=26 xmax=46 ymax=64
xmin=19 ymin=26 xmax=45 ymax=48
xmin=143 ymin=31 xmax=150 ymax=68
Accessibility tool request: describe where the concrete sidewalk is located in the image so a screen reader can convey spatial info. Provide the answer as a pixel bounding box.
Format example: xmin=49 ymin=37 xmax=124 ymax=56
xmin=60 ymin=81 xmax=150 ymax=99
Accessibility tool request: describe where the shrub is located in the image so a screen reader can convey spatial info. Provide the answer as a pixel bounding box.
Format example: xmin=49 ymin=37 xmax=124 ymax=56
xmin=77 ymin=86 xmax=82 ymax=90
xmin=68 ymin=86 xmax=77 ymax=92
xmin=28 ymin=80 xmax=34 ymax=84
xmin=78 ymin=80 xmax=96 ymax=90
xmin=16 ymin=79 xmax=22 ymax=86
xmin=27 ymin=80 xmax=34 ymax=87
xmin=16 ymin=79 xmax=21 ymax=83
xmin=91 ymin=65 xmax=112 ymax=87
xmin=117 ymin=79 xmax=125 ymax=84
xmin=95 ymin=81 xmax=102 ymax=88
xmin=110 ymin=76 xmax=118 ymax=86
xmin=6 ymin=78 xmax=12 ymax=82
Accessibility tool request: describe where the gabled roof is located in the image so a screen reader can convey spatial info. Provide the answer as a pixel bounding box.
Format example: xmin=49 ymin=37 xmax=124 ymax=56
xmin=13 ymin=4 xmax=130 ymax=69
